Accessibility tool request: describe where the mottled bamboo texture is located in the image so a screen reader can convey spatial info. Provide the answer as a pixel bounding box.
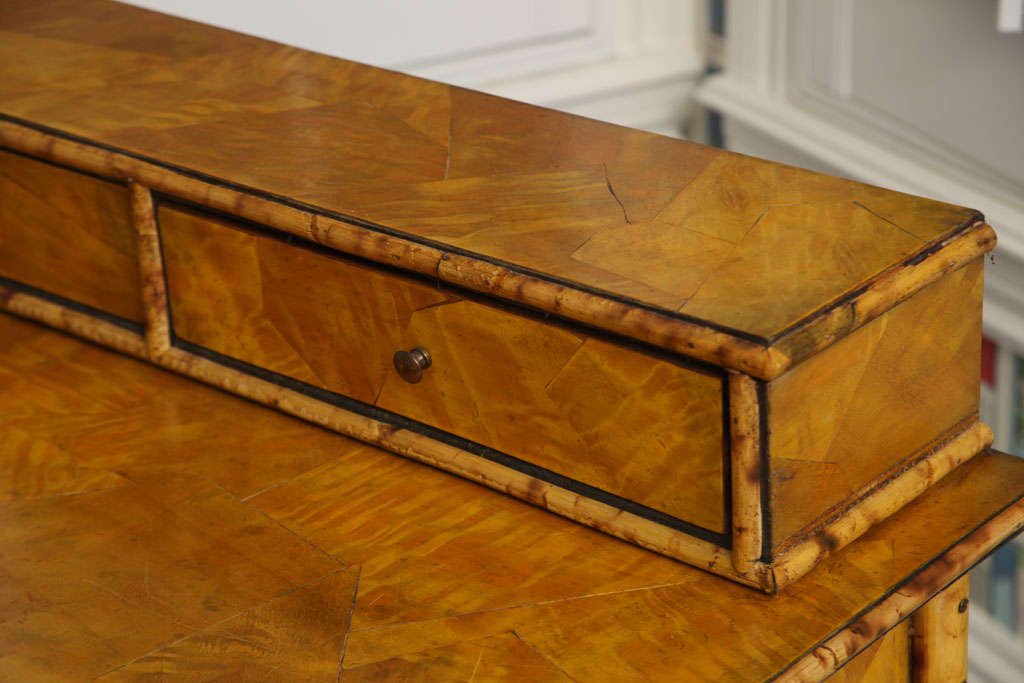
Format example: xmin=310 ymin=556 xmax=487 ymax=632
xmin=0 ymin=270 xmax=993 ymax=594
xmin=771 ymin=418 xmax=992 ymax=590
xmin=729 ymin=372 xmax=763 ymax=575
xmin=778 ymin=497 xmax=1024 ymax=682
xmin=130 ymin=182 xmax=170 ymax=358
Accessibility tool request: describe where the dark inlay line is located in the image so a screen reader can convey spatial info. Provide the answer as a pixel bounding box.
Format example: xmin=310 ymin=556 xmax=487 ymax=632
xmin=170 ymin=336 xmax=732 ymax=548
xmin=757 ymin=379 xmax=773 ymax=563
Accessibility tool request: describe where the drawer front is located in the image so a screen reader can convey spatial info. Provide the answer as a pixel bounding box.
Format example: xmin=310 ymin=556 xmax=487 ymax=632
xmin=0 ymin=149 xmax=141 ymax=322
xmin=159 ymin=203 xmax=726 ymax=535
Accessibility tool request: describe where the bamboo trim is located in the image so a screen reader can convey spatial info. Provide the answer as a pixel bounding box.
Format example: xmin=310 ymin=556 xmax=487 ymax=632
xmin=776 ymin=494 xmax=1024 ymax=682
xmin=910 ymin=574 xmax=969 ymax=682
xmin=729 ymin=372 xmax=763 ymax=574
xmin=0 ymin=292 xmax=767 ymax=591
xmin=130 ymin=182 xmax=171 ymax=359
xmin=771 ymin=419 xmax=993 ymax=590
xmin=0 ymin=119 xmax=995 ymax=379
xmin=774 ymin=223 xmax=996 ymax=365
xmin=0 ymin=284 xmax=146 ymax=357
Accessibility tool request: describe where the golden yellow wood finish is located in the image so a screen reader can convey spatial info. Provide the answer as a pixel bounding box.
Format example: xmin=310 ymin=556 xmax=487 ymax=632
xmin=825 ymin=621 xmax=910 ymax=682
xmin=0 ymin=313 xmax=1020 ymax=681
xmin=154 ymin=197 xmax=989 ymax=563
xmin=0 ymin=148 xmax=141 ymax=321
xmin=910 ymin=575 xmax=969 ymax=683
xmin=0 ymin=0 xmax=994 ymax=379
xmin=159 ymin=204 xmax=449 ymax=403
xmin=160 ymin=203 xmax=727 ymax=533
xmin=768 ymin=259 xmax=984 ymax=543
xmin=0 ymin=0 xmax=1003 ymax=589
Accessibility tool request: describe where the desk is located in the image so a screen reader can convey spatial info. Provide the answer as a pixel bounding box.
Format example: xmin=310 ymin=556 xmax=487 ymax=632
xmin=0 ymin=313 xmax=1021 ymax=681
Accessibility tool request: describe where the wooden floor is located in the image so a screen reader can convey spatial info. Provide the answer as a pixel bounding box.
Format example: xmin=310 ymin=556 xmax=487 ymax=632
xmin=1 ymin=311 xmax=1023 ymax=681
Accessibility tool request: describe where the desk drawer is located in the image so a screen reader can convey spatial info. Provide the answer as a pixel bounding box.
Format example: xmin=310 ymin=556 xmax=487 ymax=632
xmin=159 ymin=203 xmax=726 ymax=535
xmin=0 ymin=148 xmax=141 ymax=322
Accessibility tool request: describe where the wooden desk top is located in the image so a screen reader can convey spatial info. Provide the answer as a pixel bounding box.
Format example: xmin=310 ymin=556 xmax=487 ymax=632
xmin=0 ymin=0 xmax=994 ymax=378
xmin=1 ymin=312 xmax=1021 ymax=681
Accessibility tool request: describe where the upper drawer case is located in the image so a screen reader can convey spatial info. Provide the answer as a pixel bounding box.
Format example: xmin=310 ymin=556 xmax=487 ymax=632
xmin=159 ymin=203 xmax=727 ymax=538
xmin=0 ymin=0 xmax=999 ymax=592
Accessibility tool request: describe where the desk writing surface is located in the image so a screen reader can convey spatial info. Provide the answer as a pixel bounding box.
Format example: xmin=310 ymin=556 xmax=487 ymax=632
xmin=0 ymin=313 xmax=1021 ymax=681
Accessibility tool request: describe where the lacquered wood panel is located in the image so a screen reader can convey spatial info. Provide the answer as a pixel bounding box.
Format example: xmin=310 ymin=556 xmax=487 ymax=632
xmin=0 ymin=0 xmax=986 ymax=349
xmin=160 ymin=204 xmax=726 ymax=533
xmin=0 ymin=313 xmax=1022 ymax=681
xmin=0 ymin=148 xmax=141 ymax=321
xmin=768 ymin=258 xmax=983 ymax=543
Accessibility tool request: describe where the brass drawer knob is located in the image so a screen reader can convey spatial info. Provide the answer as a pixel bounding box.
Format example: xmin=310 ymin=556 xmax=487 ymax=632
xmin=393 ymin=347 xmax=431 ymax=383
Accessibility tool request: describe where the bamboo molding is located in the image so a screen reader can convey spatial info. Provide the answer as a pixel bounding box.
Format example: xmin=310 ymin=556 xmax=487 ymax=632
xmin=776 ymin=495 xmax=1024 ymax=682
xmin=771 ymin=418 xmax=993 ymax=590
xmin=0 ymin=282 xmax=146 ymax=357
xmin=729 ymin=372 xmax=763 ymax=574
xmin=773 ymin=221 xmax=996 ymax=364
xmin=131 ymin=182 xmax=170 ymax=359
xmin=0 ymin=119 xmax=996 ymax=380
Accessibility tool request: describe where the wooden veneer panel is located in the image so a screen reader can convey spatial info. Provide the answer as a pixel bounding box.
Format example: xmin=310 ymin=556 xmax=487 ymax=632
xmin=159 ymin=203 xmax=727 ymax=535
xmin=0 ymin=148 xmax=141 ymax=322
xmin=767 ymin=259 xmax=983 ymax=543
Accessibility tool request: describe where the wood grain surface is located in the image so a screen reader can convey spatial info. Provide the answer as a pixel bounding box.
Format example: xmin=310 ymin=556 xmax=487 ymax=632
xmin=767 ymin=258 xmax=983 ymax=543
xmin=0 ymin=148 xmax=141 ymax=321
xmin=0 ymin=0 xmax=995 ymax=379
xmin=160 ymin=203 xmax=727 ymax=533
xmin=0 ymin=0 xmax=1002 ymax=597
xmin=0 ymin=312 xmax=1021 ymax=681
xmin=825 ymin=621 xmax=910 ymax=682
xmin=910 ymin=574 xmax=969 ymax=683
